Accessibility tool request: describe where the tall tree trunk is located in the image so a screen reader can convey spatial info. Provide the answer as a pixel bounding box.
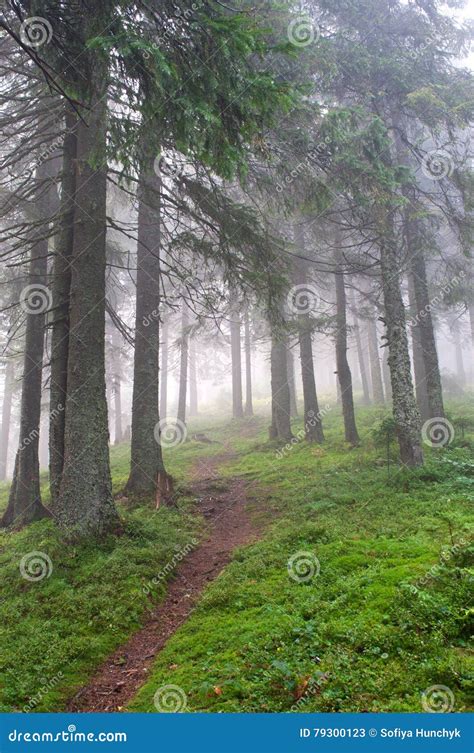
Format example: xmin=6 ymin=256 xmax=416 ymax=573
xmin=378 ymin=211 xmax=423 ymax=466
xmin=125 ymin=131 xmax=166 ymax=495
xmin=407 ymin=275 xmax=430 ymax=422
xmin=287 ymin=345 xmax=298 ymax=416
xmin=1 ymin=161 xmax=52 ymax=527
xmin=189 ymin=341 xmax=198 ymax=417
xmin=0 ymin=358 xmax=14 ymax=481
xmin=367 ymin=313 xmax=385 ymax=404
xmin=55 ymin=46 xmax=120 ymax=536
xmin=177 ymin=303 xmax=189 ymax=426
xmin=111 ymin=326 xmax=123 ymax=445
xmin=292 ymin=230 xmax=324 ymax=442
xmin=230 ymin=301 xmax=244 ymax=418
xmin=334 ymin=252 xmax=359 ymax=446
xmin=49 ymin=106 xmax=77 ymax=506
xmin=243 ymin=308 xmax=253 ymax=416
xmin=382 ymin=347 xmax=392 ymax=402
xmin=451 ymin=324 xmax=466 ymax=386
xmin=269 ymin=320 xmax=293 ymax=441
xmin=160 ymin=317 xmax=168 ymax=421
xmin=349 ymin=291 xmax=370 ymax=406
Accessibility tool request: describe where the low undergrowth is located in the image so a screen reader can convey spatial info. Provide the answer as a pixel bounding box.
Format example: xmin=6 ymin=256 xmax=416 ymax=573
xmin=129 ymin=402 xmax=473 ymax=713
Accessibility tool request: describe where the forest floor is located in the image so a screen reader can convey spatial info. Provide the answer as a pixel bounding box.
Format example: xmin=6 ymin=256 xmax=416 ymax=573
xmin=0 ymin=400 xmax=472 ymax=714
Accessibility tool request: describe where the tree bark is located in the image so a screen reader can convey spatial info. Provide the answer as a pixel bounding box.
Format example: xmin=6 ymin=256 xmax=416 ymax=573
xmin=0 ymin=358 xmax=14 ymax=481
xmin=286 ymin=345 xmax=298 ymax=417
xmin=159 ymin=317 xmax=168 ymax=421
xmin=230 ymin=300 xmax=244 ymax=418
xmin=270 ymin=322 xmax=293 ymax=442
xmin=177 ymin=303 xmax=189 ymax=426
xmin=243 ymin=308 xmax=253 ymax=416
xmin=55 ymin=47 xmax=120 ymax=536
xmin=49 ymin=106 xmax=77 ymax=506
xmin=382 ymin=346 xmax=392 ymax=402
xmin=111 ymin=325 xmax=123 ymax=445
xmin=378 ymin=211 xmax=423 ymax=466
xmin=407 ymin=274 xmax=430 ymax=422
xmin=367 ymin=313 xmax=385 ymax=404
xmin=334 ymin=252 xmax=360 ymax=446
xmin=125 ymin=130 xmax=166 ymax=495
xmin=1 ymin=160 xmax=52 ymax=527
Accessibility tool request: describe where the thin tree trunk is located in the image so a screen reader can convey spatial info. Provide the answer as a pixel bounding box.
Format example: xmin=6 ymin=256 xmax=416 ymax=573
xmin=230 ymin=300 xmax=244 ymax=418
xmin=49 ymin=106 xmax=77 ymax=506
xmin=287 ymin=345 xmax=298 ymax=416
xmin=1 ymin=160 xmax=52 ymax=527
xmin=451 ymin=324 xmax=466 ymax=385
xmin=189 ymin=341 xmax=198 ymax=417
xmin=111 ymin=326 xmax=123 ymax=445
xmin=293 ymin=226 xmax=324 ymax=441
xmin=55 ymin=48 xmax=120 ymax=536
xmin=367 ymin=314 xmax=385 ymax=404
xmin=334 ymin=252 xmax=359 ymax=446
xmin=160 ymin=318 xmax=168 ymax=421
xmin=269 ymin=307 xmax=293 ymax=441
xmin=378 ymin=210 xmax=423 ymax=466
xmin=0 ymin=358 xmax=14 ymax=481
xmin=407 ymin=274 xmax=430 ymax=422
xmin=243 ymin=308 xmax=253 ymax=416
xmin=177 ymin=303 xmax=189 ymax=426
xmin=125 ymin=130 xmax=167 ymax=495
xmin=349 ymin=291 xmax=371 ymax=406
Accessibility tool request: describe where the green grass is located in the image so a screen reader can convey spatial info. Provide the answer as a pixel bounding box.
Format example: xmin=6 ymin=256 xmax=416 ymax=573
xmin=1 ymin=403 xmax=473 ymax=713
xmin=129 ymin=401 xmax=474 ymax=713
xmin=0 ymin=415 xmax=240 ymax=712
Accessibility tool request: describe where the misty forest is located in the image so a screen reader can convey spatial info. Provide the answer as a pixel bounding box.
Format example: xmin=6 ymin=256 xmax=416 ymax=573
xmin=0 ymin=0 xmax=473 ymax=716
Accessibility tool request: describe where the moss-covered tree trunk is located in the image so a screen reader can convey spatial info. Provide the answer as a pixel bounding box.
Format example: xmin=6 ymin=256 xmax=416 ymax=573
xmin=334 ymin=252 xmax=359 ymax=446
xmin=125 ymin=132 xmax=166 ymax=496
xmin=55 ymin=44 xmax=119 ymax=537
xmin=378 ymin=212 xmax=423 ymax=466
xmin=49 ymin=107 xmax=77 ymax=506
xmin=270 ymin=322 xmax=293 ymax=442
